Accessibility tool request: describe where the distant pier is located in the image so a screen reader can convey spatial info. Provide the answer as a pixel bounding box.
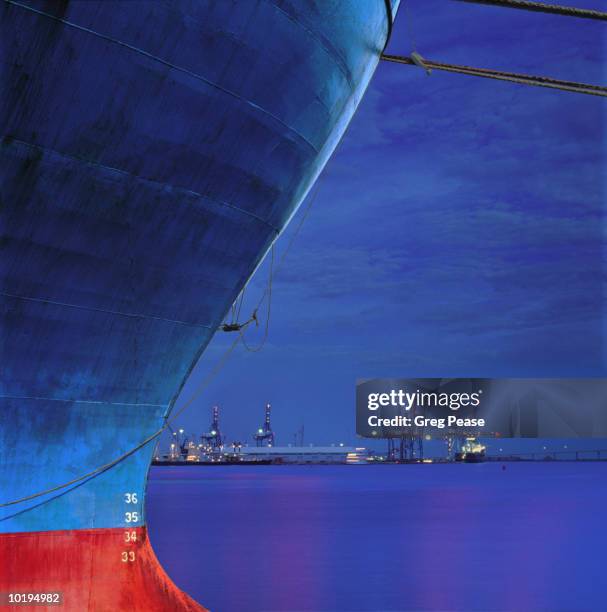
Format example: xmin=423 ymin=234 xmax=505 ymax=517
xmin=154 ymin=445 xmax=370 ymax=465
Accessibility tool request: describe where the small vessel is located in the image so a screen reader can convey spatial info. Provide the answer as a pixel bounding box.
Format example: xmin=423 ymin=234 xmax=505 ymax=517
xmin=0 ymin=1 xmax=399 ymax=609
xmin=456 ymin=438 xmax=487 ymax=463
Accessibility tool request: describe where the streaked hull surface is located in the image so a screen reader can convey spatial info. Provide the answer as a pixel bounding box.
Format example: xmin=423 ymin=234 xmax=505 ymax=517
xmin=0 ymin=0 xmax=397 ymax=608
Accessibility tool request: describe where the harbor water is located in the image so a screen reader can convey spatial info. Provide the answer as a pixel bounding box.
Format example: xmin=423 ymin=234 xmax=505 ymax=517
xmin=147 ymin=463 xmax=607 ymax=611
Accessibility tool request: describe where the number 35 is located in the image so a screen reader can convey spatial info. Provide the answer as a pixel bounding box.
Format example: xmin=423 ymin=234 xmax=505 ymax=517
xmin=125 ymin=511 xmax=139 ymax=523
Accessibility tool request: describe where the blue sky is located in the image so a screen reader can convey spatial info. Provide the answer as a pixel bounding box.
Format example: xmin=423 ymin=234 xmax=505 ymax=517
xmin=171 ymin=1 xmax=606 ymax=447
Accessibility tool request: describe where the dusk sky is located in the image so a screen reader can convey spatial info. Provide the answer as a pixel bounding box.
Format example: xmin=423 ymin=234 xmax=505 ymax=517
xmin=170 ymin=1 xmax=605 ymax=447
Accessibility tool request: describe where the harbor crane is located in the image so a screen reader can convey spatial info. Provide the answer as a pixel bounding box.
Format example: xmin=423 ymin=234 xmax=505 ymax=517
xmin=254 ymin=403 xmax=275 ymax=447
xmin=201 ymin=405 xmax=224 ymax=451
xmin=387 ymin=435 xmax=424 ymax=462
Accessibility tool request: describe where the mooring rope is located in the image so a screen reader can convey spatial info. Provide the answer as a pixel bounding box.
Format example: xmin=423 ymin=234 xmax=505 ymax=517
xmin=381 ymin=53 xmax=607 ymax=97
xmin=452 ymin=0 xmax=607 ymax=21
xmin=225 ymin=181 xmax=322 ymax=349
xmin=239 ymin=244 xmax=275 ymax=353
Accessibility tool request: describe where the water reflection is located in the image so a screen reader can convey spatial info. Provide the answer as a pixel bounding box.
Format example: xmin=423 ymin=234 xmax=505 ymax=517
xmin=147 ymin=464 xmax=606 ymax=611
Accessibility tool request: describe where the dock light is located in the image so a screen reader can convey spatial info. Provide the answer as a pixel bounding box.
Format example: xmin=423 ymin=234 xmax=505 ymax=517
xmin=258 ymin=428 xmax=263 ymax=434
xmin=339 ymin=443 xmax=344 ymax=447
xmin=211 ymin=430 xmax=216 ymax=436
xmin=179 ymin=429 xmax=184 ymax=434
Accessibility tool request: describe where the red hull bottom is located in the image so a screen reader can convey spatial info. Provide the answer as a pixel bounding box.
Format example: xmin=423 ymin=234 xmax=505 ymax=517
xmin=0 ymin=527 xmax=206 ymax=611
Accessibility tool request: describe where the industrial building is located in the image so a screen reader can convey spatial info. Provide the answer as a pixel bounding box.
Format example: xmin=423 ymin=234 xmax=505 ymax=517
xmin=232 ymin=446 xmax=369 ymax=464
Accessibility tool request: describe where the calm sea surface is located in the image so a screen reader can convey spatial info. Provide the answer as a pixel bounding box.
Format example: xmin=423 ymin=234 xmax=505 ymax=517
xmin=146 ymin=464 xmax=607 ymax=612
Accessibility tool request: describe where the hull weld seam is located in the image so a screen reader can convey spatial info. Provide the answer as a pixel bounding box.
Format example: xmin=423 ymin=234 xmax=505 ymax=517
xmin=3 ymin=137 xmax=281 ymax=234
xmin=0 ymin=394 xmax=168 ymax=408
xmin=0 ymin=291 xmax=214 ymax=329
xmin=4 ymin=0 xmax=320 ymax=155
xmin=266 ymin=0 xmax=356 ymax=91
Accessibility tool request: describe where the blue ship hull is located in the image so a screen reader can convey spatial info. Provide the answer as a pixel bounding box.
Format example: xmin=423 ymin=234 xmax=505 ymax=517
xmin=0 ymin=0 xmax=397 ymax=608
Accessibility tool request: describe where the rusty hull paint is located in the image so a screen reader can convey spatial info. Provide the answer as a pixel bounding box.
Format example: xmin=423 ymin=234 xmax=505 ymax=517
xmin=0 ymin=527 xmax=206 ymax=611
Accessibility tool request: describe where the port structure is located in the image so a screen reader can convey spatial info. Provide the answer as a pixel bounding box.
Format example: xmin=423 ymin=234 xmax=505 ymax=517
xmin=167 ymin=426 xmax=189 ymax=460
xmin=200 ymin=405 xmax=224 ymax=451
xmin=254 ymin=403 xmax=275 ymax=447
xmin=387 ymin=435 xmax=424 ymax=462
